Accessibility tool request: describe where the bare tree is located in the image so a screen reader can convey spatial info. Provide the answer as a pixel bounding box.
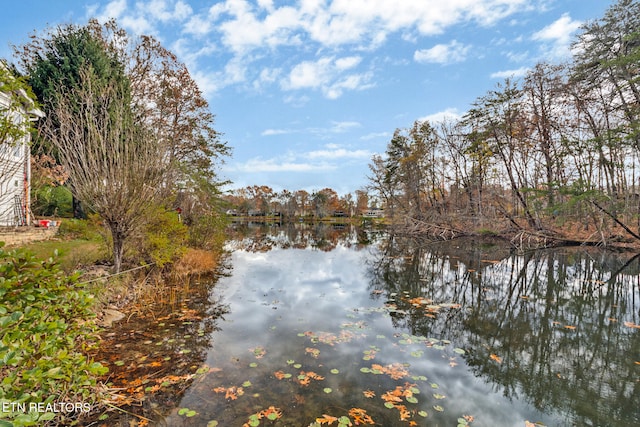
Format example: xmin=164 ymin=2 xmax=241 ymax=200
xmin=43 ymin=65 xmax=164 ymax=272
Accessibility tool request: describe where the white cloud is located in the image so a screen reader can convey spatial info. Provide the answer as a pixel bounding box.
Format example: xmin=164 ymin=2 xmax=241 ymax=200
xmin=419 ymin=107 xmax=462 ymax=124
xmin=89 ymin=0 xmax=537 ymax=96
xmin=414 ymin=40 xmax=471 ymax=64
xmin=183 ymin=14 xmax=213 ymax=36
xmin=306 ymin=148 xmax=372 ymax=159
xmin=286 ymin=57 xmax=333 ymax=90
xmin=360 ymin=131 xmax=391 ymax=141
xmin=532 ymin=13 xmax=582 ymax=59
xmin=94 ymin=0 xmax=192 ymax=34
xmin=262 ymin=128 xmax=294 ymax=136
xmin=120 ymin=15 xmax=154 ymax=34
xmin=490 ymin=66 xmax=529 ymax=79
xmin=232 ymin=157 xmax=336 ymax=173
xmin=335 ymin=56 xmax=362 ymax=70
xmin=147 ymin=0 xmax=192 ymax=22
xmin=97 ymin=0 xmax=127 ymax=21
xmin=329 ymin=121 xmax=361 ymax=133
xmin=262 ymin=121 xmax=360 ymax=137
xmin=282 ymin=56 xmax=372 ymax=99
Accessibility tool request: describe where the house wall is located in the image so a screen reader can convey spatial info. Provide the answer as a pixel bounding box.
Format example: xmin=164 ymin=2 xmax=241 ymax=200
xmin=0 ymin=84 xmax=30 ymax=227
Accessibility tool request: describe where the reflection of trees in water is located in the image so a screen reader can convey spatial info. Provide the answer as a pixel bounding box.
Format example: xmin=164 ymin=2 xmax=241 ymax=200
xmin=227 ymin=222 xmax=379 ymax=252
xmin=367 ymin=234 xmax=640 ymax=426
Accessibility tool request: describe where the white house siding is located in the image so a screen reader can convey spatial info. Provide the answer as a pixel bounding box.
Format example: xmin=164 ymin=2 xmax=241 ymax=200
xmin=0 ymin=90 xmax=32 ymax=227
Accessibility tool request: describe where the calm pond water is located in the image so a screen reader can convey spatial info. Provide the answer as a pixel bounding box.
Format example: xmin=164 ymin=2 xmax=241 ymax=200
xmin=99 ymin=223 xmax=640 ymax=426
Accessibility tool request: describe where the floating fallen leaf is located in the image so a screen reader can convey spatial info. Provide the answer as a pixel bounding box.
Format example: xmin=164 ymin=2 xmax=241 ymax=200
xmin=624 ymin=321 xmax=640 ymax=329
xmin=306 ymin=347 xmax=320 ymax=358
xmin=316 ymin=414 xmax=338 ymax=425
xmin=249 ymin=346 xmax=266 ymax=358
xmin=363 ymin=390 xmax=375 ymax=398
xmin=348 ymin=407 xmax=374 ymax=425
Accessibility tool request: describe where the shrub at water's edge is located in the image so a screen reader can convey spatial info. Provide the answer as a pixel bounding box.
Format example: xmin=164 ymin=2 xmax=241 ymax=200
xmin=0 ymin=243 xmax=107 ymax=426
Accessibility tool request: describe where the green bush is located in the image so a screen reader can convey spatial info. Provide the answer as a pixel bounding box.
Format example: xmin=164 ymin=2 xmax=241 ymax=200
xmin=187 ymin=212 xmax=228 ymax=250
xmin=0 ymin=244 xmax=107 ymax=426
xmin=57 ymin=218 xmax=102 ymax=241
xmin=31 ymin=185 xmax=73 ymax=218
xmin=130 ymin=207 xmax=189 ymax=267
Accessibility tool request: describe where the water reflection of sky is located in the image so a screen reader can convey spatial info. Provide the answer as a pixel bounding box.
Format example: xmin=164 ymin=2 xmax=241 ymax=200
xmin=161 ymin=232 xmax=638 ymax=426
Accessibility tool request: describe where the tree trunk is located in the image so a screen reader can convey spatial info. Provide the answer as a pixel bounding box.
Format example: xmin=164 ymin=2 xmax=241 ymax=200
xmin=109 ymin=225 xmax=126 ymax=274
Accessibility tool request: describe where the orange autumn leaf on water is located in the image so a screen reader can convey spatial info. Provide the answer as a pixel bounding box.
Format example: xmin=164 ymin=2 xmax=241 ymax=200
xmin=274 ymin=370 xmax=287 ymax=380
xmin=396 ymin=404 xmax=411 ymax=421
xmin=306 ymin=347 xmax=321 ymax=358
xmin=348 ymin=408 xmax=375 ymax=425
xmin=381 ymin=390 xmax=403 ymax=403
xmin=306 ymin=371 xmax=325 ymax=380
xmin=490 ymin=353 xmax=502 ymax=364
xmin=213 ymin=386 xmax=244 ymax=400
xmin=297 ymin=370 xmax=324 ymax=386
xmin=226 ymin=387 xmax=243 ymax=400
xmin=316 ymin=414 xmax=338 ymax=424
xmin=363 ymin=389 xmax=376 ymax=398
xmin=624 ymin=321 xmax=640 ymax=329
xmin=370 ymin=363 xmax=409 ymax=380
xmin=262 ymin=406 xmax=282 ymax=419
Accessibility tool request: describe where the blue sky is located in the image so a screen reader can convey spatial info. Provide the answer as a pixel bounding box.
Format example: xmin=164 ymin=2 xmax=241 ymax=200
xmin=1 ymin=0 xmax=615 ymax=195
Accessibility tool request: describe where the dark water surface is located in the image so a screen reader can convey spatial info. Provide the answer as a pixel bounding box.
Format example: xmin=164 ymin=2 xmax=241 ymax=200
xmin=102 ymin=223 xmax=640 ymax=426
